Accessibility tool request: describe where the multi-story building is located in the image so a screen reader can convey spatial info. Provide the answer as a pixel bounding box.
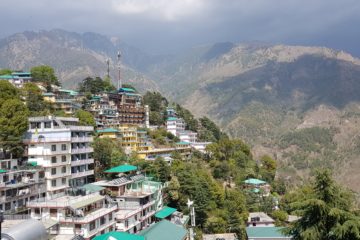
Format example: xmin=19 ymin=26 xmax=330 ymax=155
xmin=0 ymin=72 xmax=32 ymax=88
xmin=27 ymin=190 xmax=117 ymax=240
xmin=166 ymin=117 xmax=186 ymax=136
xmin=43 ymin=89 xmax=82 ymax=115
xmin=93 ymin=165 xmax=163 ymax=234
xmin=178 ymin=131 xmax=197 ymax=143
xmin=0 ymin=157 xmax=46 ymax=214
xmin=24 ymin=116 xmax=94 ymax=198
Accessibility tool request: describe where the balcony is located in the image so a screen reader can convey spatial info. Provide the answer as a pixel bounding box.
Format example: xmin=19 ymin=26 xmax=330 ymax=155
xmin=60 ymin=205 xmax=117 ymax=223
xmin=71 ymin=170 xmax=94 ymax=178
xmin=71 ymin=159 xmax=94 ymax=167
xmin=71 ymin=147 xmax=94 ymax=154
xmin=23 ymin=137 xmax=71 ymax=144
xmin=46 ymin=172 xmax=71 ymax=179
xmin=68 ymin=126 xmax=94 ymax=132
xmin=42 ymin=160 xmax=70 ymax=167
xmin=116 ymin=200 xmax=155 ymax=220
xmin=71 ymin=136 xmax=93 ymax=143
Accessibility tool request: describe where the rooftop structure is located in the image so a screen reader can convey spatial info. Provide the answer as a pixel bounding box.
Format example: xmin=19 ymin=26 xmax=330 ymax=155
xmin=138 ymin=220 xmax=188 ymax=240
xmin=24 ymin=116 xmax=94 ymax=198
xmin=246 ymin=227 xmax=291 ymax=240
xmin=244 ymin=179 xmax=271 ymax=196
xmin=1 ymin=219 xmax=48 ymax=240
xmin=247 ymin=212 xmax=275 ymax=227
xmin=203 ymin=233 xmax=238 ymax=240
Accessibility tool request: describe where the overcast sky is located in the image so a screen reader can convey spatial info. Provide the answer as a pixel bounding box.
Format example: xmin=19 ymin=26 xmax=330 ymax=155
xmin=1 ymin=0 xmax=360 ymax=56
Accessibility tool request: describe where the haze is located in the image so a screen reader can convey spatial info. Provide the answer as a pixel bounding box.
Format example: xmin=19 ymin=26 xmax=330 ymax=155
xmin=1 ymin=0 xmax=360 ymax=56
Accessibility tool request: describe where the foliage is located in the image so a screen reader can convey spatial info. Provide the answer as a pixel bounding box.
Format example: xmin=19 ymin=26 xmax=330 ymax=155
xmin=75 ymin=109 xmax=96 ymax=127
xmin=0 ymin=99 xmax=29 ymax=157
xmin=175 ymin=103 xmax=198 ymax=131
xmin=259 ymin=155 xmax=277 ymax=183
xmin=284 ymin=169 xmax=360 ymax=240
xmin=198 ymin=116 xmax=228 ymax=141
xmin=271 ymin=210 xmax=288 ymax=226
xmin=30 ymin=65 xmax=59 ymax=90
xmin=78 ymin=76 xmax=115 ymax=94
xmin=0 ymin=69 xmax=12 ymax=75
xmin=21 ymin=83 xmax=51 ymax=115
xmin=0 ymin=80 xmax=19 ymax=107
xmin=143 ymin=91 xmax=168 ymax=125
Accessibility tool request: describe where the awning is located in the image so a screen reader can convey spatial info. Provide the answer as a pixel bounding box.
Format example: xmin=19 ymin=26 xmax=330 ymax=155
xmin=155 ymin=207 xmax=177 ymax=219
xmin=105 ymin=164 xmax=137 ymax=173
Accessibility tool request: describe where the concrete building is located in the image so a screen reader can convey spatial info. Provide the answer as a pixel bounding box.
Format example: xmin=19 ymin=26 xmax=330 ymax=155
xmin=93 ymin=165 xmax=163 ymax=234
xmin=27 ymin=191 xmax=117 ymax=240
xmin=166 ymin=117 xmax=185 ymax=136
xmin=247 ymin=212 xmax=275 ymax=227
xmin=0 ymin=72 xmax=32 ymax=88
xmin=24 ymin=116 xmax=94 ymax=198
xmin=0 ymin=157 xmax=46 ymax=214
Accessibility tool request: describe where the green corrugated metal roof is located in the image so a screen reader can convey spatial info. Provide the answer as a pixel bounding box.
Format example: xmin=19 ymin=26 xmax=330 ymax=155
xmin=139 ymin=220 xmax=187 ymax=240
xmin=176 ymin=141 xmax=190 ymax=145
xmin=0 ymin=169 xmax=7 ymax=173
xmin=93 ymin=231 xmax=144 ymax=240
xmin=82 ymin=184 xmax=105 ymax=193
xmin=97 ymin=128 xmax=119 ymax=133
xmin=120 ymin=87 xmax=136 ymax=93
xmin=246 ymin=227 xmax=289 ymax=238
xmin=155 ymin=207 xmax=177 ymax=219
xmin=0 ymin=75 xmax=14 ymax=79
xmin=251 ymin=188 xmax=260 ymax=193
xmin=70 ymin=195 xmax=104 ymax=209
xmin=105 ymin=164 xmax=137 ymax=173
xmin=167 ymin=117 xmax=178 ymax=121
xmin=59 ymin=89 xmax=78 ymax=96
xmin=244 ymin=178 xmax=267 ymax=185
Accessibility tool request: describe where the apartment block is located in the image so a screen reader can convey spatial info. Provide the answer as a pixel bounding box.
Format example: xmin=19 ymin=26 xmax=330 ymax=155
xmin=24 ymin=116 xmax=94 ymax=198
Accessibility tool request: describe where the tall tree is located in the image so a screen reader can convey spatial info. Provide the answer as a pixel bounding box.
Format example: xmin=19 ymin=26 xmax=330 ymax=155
xmin=0 ymin=69 xmax=12 ymax=75
xmin=0 ymin=99 xmax=29 ymax=157
xmin=30 ymin=65 xmax=59 ymax=90
xmin=0 ymin=80 xmax=19 ymax=107
xmin=285 ymin=169 xmax=360 ymax=240
xmin=21 ymin=83 xmax=50 ymax=115
xmin=75 ymin=109 xmax=96 ymax=127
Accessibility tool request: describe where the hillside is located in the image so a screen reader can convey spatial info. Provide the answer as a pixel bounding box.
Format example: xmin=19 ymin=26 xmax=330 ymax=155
xmin=0 ymin=29 xmax=159 ymax=91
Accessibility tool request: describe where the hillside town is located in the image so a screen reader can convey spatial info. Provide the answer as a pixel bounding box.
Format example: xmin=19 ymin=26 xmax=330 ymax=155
xmin=0 ymin=67 xmax=356 ymax=240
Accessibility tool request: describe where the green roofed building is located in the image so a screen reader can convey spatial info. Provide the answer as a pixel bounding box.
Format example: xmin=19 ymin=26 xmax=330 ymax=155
xmin=244 ymin=178 xmax=267 ymax=185
xmin=119 ymin=87 xmax=136 ymax=93
xmin=246 ymin=227 xmax=292 ymax=240
xmin=155 ymin=206 xmax=177 ymax=219
xmin=139 ymin=220 xmax=188 ymax=240
xmin=105 ymin=164 xmax=138 ymax=173
xmin=93 ymin=231 xmax=144 ymax=240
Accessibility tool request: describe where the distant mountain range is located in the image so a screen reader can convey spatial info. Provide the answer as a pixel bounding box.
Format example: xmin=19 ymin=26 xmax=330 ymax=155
xmin=2 ymin=30 xmax=360 ymax=191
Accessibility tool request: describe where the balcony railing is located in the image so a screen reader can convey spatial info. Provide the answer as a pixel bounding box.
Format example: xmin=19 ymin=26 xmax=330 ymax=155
xmin=71 ymin=159 xmax=94 ymax=167
xmin=71 ymin=170 xmax=94 ymax=178
xmin=60 ymin=205 xmax=117 ymax=223
xmin=116 ymin=200 xmax=155 ymax=220
xmin=71 ymin=137 xmax=93 ymax=143
xmin=23 ymin=137 xmax=71 ymax=144
xmin=71 ymin=147 xmax=94 ymax=154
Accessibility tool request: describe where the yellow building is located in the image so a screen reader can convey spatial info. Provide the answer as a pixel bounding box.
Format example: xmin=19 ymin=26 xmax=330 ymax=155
xmin=97 ymin=128 xmax=121 ymax=139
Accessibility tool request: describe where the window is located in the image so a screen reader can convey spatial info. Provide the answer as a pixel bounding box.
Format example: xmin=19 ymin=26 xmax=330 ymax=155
xmin=35 ymin=208 xmax=40 ymax=214
xmin=61 ymin=144 xmax=67 ymax=151
xmin=100 ymin=216 xmax=106 ymax=225
xmin=89 ymin=221 xmax=96 ymax=231
xmin=109 ymin=213 xmax=113 ymax=221
xmin=61 ymin=166 xmax=66 ymax=174
xmin=51 ymin=145 xmax=56 ymax=151
xmin=61 ymin=156 xmax=67 ymax=162
xmin=44 ymin=122 xmax=51 ymax=128
xmin=51 ymin=168 xmax=57 ymax=175
xmin=51 ymin=180 xmax=56 ymax=187
xmin=51 ymin=156 xmax=57 ymax=164
xmin=62 ymin=178 xmax=66 ymax=185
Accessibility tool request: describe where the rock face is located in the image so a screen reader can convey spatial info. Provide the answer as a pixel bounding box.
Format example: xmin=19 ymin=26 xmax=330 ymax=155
xmin=0 ymin=29 xmax=159 ymax=91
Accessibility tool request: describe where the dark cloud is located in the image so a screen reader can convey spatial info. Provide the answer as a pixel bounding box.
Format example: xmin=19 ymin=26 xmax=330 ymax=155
xmin=0 ymin=0 xmax=359 ymax=56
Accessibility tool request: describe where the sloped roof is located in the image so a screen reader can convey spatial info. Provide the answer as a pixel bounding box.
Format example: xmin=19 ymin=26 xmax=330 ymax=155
xmin=119 ymin=87 xmax=136 ymax=93
xmin=139 ymin=220 xmax=187 ymax=240
xmin=167 ymin=117 xmax=178 ymax=121
xmin=155 ymin=206 xmax=177 ymax=219
xmin=244 ymin=178 xmax=267 ymax=185
xmin=93 ymin=231 xmax=144 ymax=240
xmin=82 ymin=183 xmax=105 ymax=193
xmin=246 ymin=227 xmax=290 ymax=239
xmin=105 ymin=164 xmax=137 ymax=173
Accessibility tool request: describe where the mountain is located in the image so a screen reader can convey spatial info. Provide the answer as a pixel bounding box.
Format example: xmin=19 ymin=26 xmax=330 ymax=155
xmin=144 ymin=43 xmax=360 ymax=191
xmin=0 ymin=29 xmax=160 ymax=91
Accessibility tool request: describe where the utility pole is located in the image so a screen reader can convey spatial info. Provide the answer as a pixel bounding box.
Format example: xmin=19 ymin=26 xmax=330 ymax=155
xmin=187 ymin=199 xmax=196 ymax=240
xmin=117 ymin=51 xmax=121 ymax=89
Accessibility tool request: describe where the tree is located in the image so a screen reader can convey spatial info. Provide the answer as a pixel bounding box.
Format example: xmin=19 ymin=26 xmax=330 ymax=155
xmin=285 ymin=169 xmax=360 ymax=240
xmin=103 ymin=76 xmax=116 ymax=92
xmin=153 ymin=157 xmax=171 ymax=182
xmin=259 ymin=155 xmax=277 ymax=182
xmin=78 ymin=77 xmax=106 ymax=94
xmin=21 ymin=83 xmax=50 ymax=115
xmin=0 ymin=69 xmax=12 ymax=75
xmin=0 ymin=99 xmax=29 ymax=157
xmin=30 ymin=65 xmax=59 ymax=90
xmin=75 ymin=109 xmax=96 ymax=127
xmin=0 ymin=80 xmax=19 ymax=107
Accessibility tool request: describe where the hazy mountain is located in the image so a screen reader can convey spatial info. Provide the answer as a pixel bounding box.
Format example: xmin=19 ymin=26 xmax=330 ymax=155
xmin=0 ymin=29 xmax=160 ymax=91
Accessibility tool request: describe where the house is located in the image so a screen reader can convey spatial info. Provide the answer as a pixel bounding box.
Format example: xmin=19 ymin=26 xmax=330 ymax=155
xmin=246 ymin=227 xmax=292 ymax=240
xmin=97 ymin=128 xmax=121 ymax=139
xmin=203 ymin=233 xmax=238 ymax=240
xmin=247 ymin=212 xmax=275 ymax=227
xmin=243 ymin=178 xmax=271 ymax=196
xmin=0 ymin=72 xmax=32 ymax=88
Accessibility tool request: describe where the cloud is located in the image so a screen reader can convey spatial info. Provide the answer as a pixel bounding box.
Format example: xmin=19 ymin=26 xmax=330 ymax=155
xmin=111 ymin=0 xmax=207 ymax=21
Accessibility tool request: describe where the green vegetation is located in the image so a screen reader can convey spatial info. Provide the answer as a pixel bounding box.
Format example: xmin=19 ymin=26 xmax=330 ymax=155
xmin=284 ymin=169 xmax=360 ymax=240
xmin=75 ymin=109 xmax=96 ymax=127
xmin=30 ymin=65 xmax=60 ymax=90
xmin=78 ymin=76 xmax=116 ymax=94
xmin=21 ymin=83 xmax=52 ymax=116
xmin=143 ymin=91 xmax=168 ymax=125
xmin=0 ymin=68 xmax=12 ymax=75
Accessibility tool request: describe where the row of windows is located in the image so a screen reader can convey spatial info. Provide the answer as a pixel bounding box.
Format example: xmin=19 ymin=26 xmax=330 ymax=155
xmin=51 ymin=178 xmax=67 ymax=187
xmin=51 ymin=166 xmax=67 ymax=175
xmin=51 ymin=156 xmax=67 ymax=163
xmin=51 ymin=144 xmax=67 ymax=151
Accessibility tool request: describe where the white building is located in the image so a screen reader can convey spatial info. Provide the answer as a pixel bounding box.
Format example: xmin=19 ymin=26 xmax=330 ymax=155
xmin=24 ymin=116 xmax=94 ymax=198
xmin=247 ymin=212 xmax=275 ymax=227
xmin=166 ymin=117 xmax=185 ymax=136
xmin=178 ymin=131 xmax=197 ymax=143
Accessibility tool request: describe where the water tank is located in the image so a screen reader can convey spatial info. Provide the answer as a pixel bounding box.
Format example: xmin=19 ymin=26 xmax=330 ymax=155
xmin=1 ymin=219 xmax=47 ymax=240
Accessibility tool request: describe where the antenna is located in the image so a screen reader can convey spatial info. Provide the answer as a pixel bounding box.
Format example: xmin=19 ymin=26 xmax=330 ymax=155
xmin=187 ymin=199 xmax=196 ymax=240
xmin=117 ymin=51 xmax=121 ymax=89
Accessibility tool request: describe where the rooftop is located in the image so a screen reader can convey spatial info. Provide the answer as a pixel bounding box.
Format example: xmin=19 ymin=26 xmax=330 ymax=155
xmin=81 ymin=183 xmax=105 ymax=193
xmin=93 ymin=231 xmax=144 ymax=240
xmin=244 ymin=178 xmax=267 ymax=185
xmin=139 ymin=220 xmax=187 ymax=240
xmin=105 ymin=164 xmax=138 ymax=173
xmin=167 ymin=117 xmax=178 ymax=121
xmin=119 ymin=87 xmax=136 ymax=93
xmin=246 ymin=227 xmax=290 ymax=239
xmin=155 ymin=206 xmax=177 ymax=219
xmin=97 ymin=128 xmax=120 ymax=133
xmin=203 ymin=233 xmax=238 ymax=240
xmin=248 ymin=212 xmax=275 ymax=223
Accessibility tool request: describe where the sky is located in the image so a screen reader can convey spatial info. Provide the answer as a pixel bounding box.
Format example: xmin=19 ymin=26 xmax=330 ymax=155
xmin=1 ymin=0 xmax=360 ymax=56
